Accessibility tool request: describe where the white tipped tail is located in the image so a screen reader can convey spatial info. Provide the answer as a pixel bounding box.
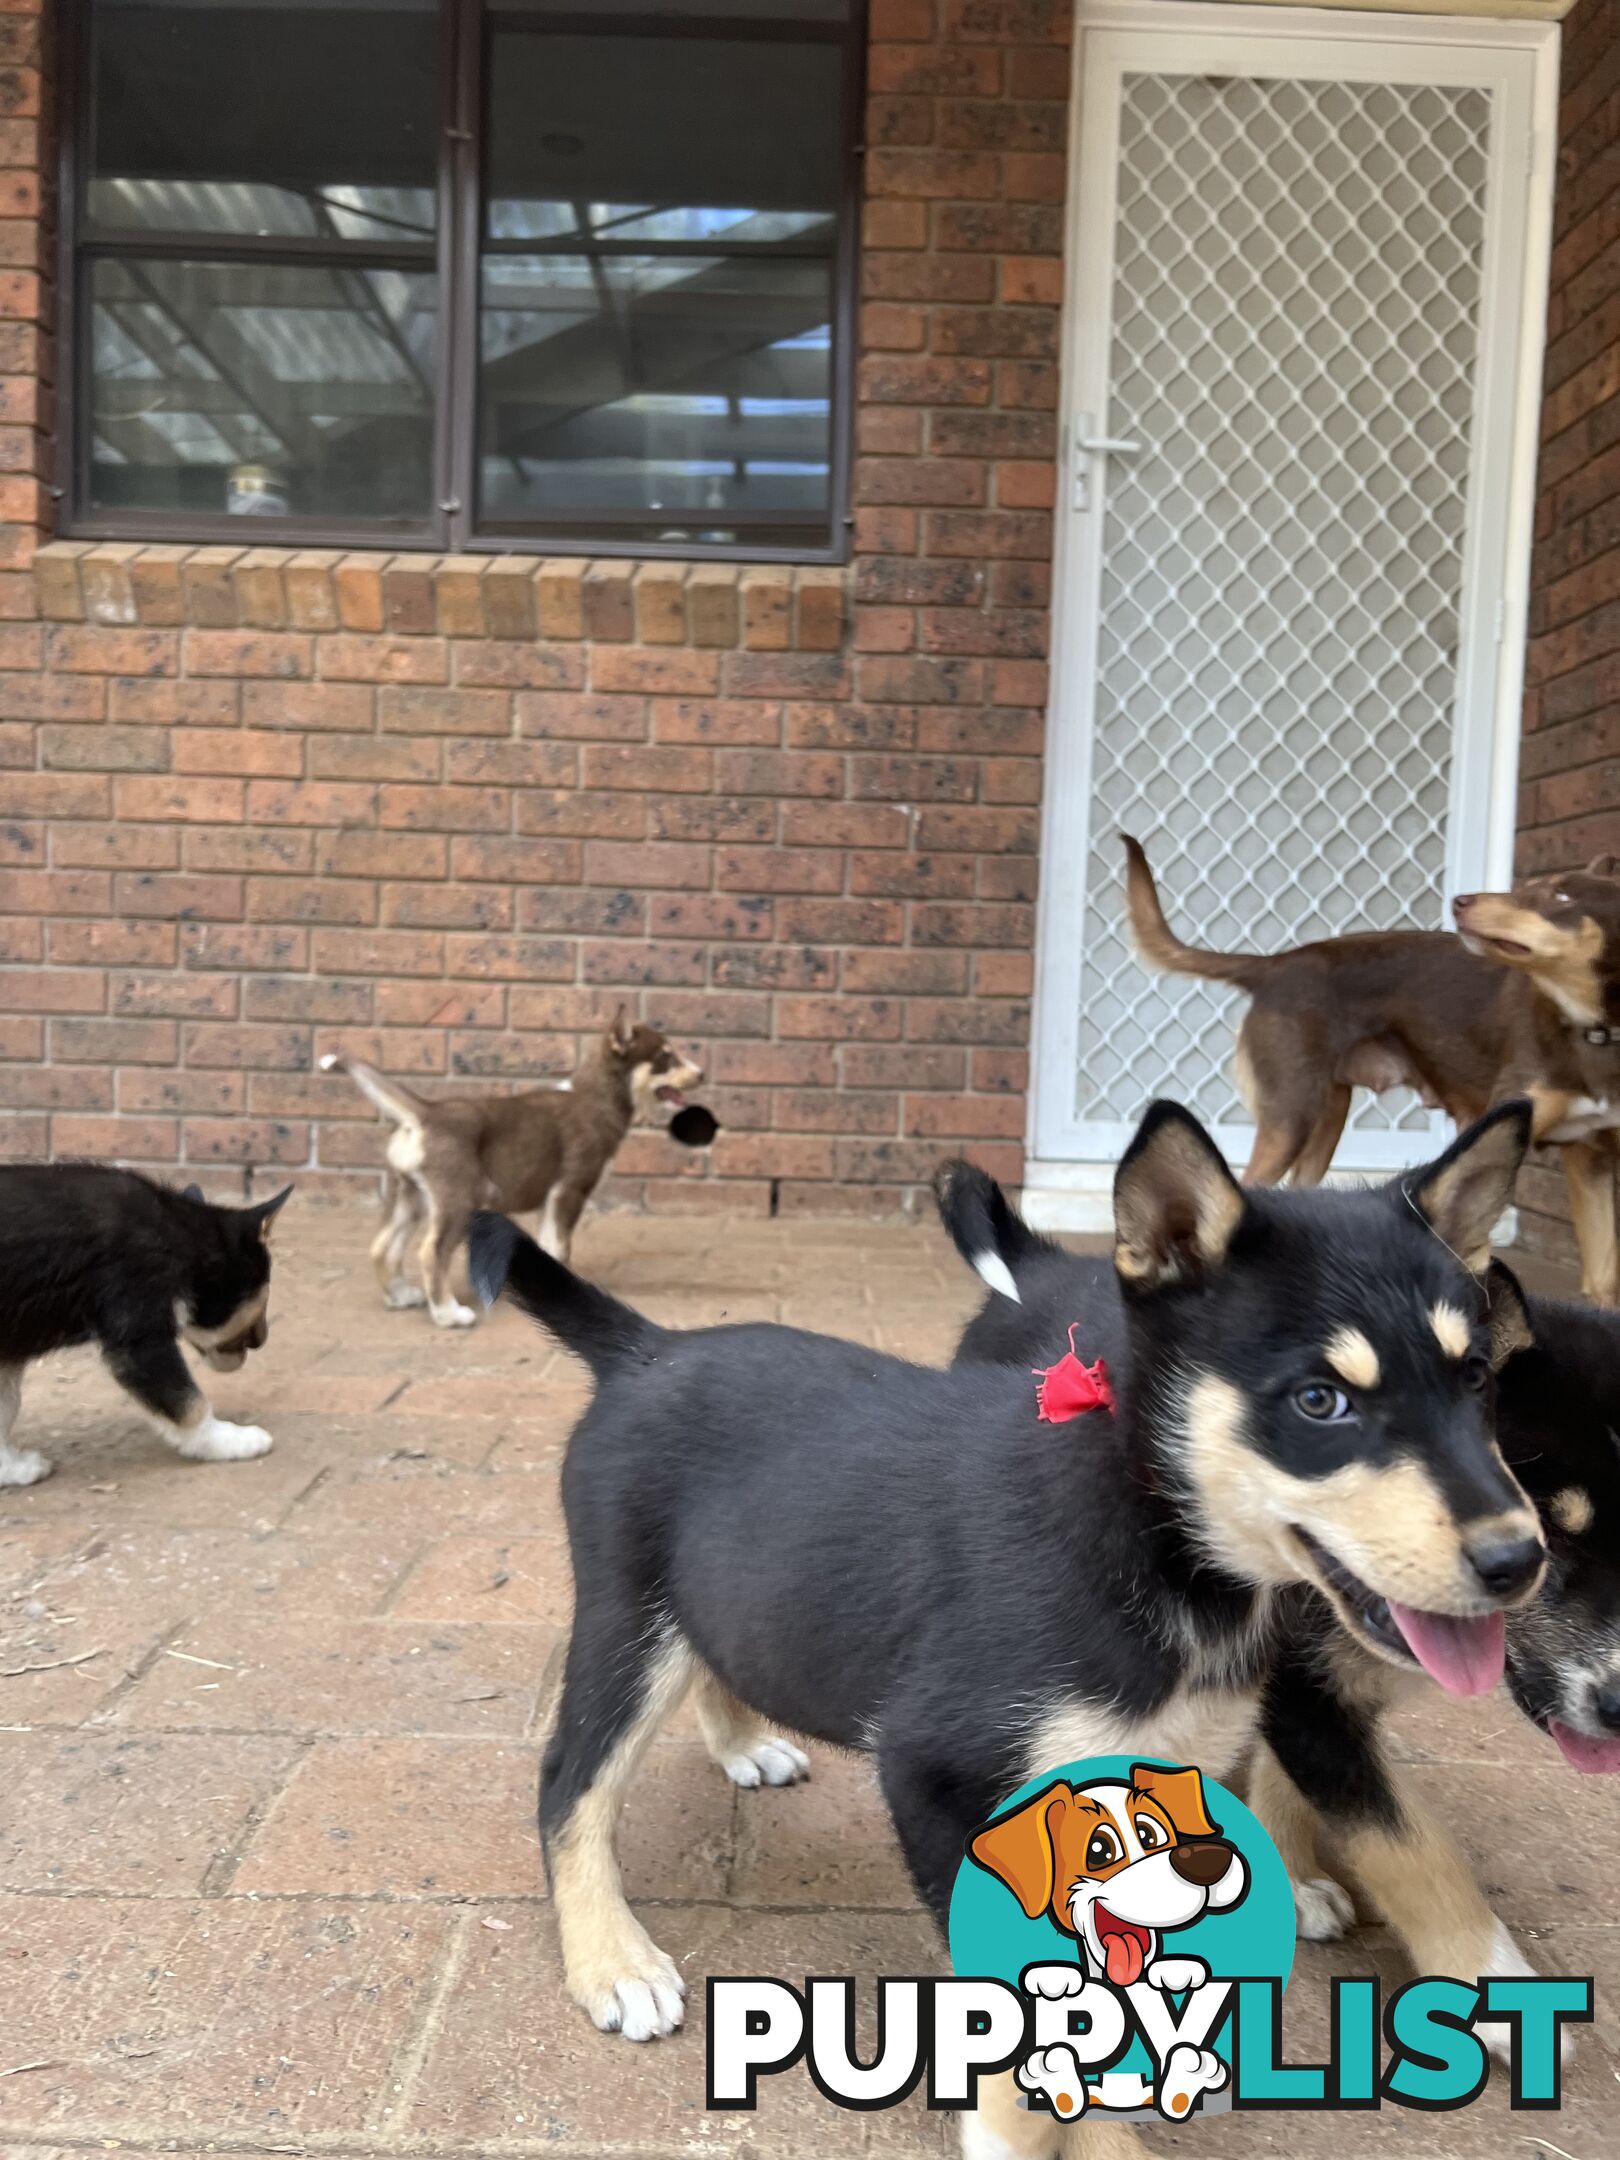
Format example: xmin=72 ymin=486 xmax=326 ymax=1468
xmin=321 ymin=1051 xmax=427 ymax=1128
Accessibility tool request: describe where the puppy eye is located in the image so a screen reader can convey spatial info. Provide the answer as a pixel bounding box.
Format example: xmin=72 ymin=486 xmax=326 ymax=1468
xmin=1462 ymin=1355 xmax=1490 ymax=1393
xmin=1294 ymin=1382 xmax=1353 ymax=1423
xmin=1133 ymin=1815 xmax=1166 ymax=1850
xmin=1085 ymin=1828 xmax=1120 ymax=1870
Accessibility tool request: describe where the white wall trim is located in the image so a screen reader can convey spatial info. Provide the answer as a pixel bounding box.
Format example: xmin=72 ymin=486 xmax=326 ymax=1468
xmin=1022 ymin=1163 xmax=1522 ymax=1242
xmin=1076 ymin=0 xmax=1564 ymax=42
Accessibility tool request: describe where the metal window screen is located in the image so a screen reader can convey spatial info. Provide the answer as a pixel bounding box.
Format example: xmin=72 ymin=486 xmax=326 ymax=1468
xmin=1075 ymin=72 xmax=1491 ymax=1139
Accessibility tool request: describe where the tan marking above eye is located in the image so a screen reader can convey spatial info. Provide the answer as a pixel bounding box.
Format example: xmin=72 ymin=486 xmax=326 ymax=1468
xmin=1324 ymin=1327 xmax=1380 ymax=1390
xmin=1551 ymin=1486 xmax=1595 ymax=1536
xmin=1429 ymin=1303 xmax=1471 ymax=1359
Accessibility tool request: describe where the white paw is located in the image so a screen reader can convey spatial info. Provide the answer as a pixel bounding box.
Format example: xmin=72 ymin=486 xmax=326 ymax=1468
xmin=1021 ymin=1962 xmax=1088 ymax=2000
xmin=1476 ymin=1923 xmax=1573 ymax=2067
xmin=1016 ymin=2042 xmax=1088 ymax=2120
xmin=1158 ymin=2043 xmax=1227 ymax=2120
xmin=721 ymin=1737 xmax=810 ymax=1789
xmin=574 ymin=1946 xmax=686 ymax=2043
xmin=178 ymin=1416 xmax=273 ymax=1462
xmin=384 ymin=1282 xmax=426 ymax=1310
xmin=1146 ymin=1955 xmax=1208 ymax=1993
xmin=1295 ymin=1874 xmax=1356 ymax=1942
xmin=0 ymin=1447 xmax=53 ymax=1487
xmin=429 ymin=1301 xmax=478 ymax=1330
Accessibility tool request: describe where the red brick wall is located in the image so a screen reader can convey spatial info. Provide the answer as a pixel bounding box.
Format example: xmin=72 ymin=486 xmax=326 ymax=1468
xmin=0 ymin=0 xmax=1070 ymax=1214
xmin=1514 ymin=0 xmax=1620 ymax=1266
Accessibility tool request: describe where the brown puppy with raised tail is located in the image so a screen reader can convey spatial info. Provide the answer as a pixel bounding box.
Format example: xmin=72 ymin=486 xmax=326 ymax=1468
xmin=1123 ymin=834 xmax=1620 ymax=1302
xmin=322 ymin=1007 xmax=703 ymax=1328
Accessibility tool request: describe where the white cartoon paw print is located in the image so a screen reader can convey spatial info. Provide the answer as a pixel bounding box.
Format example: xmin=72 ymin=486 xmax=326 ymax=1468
xmin=1016 ymin=2044 xmax=1088 ymax=2121
xmin=1156 ymin=2044 xmax=1228 ymax=2121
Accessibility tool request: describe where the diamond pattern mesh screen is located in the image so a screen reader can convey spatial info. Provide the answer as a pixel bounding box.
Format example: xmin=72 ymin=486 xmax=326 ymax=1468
xmin=1075 ymin=71 xmax=1490 ymax=1142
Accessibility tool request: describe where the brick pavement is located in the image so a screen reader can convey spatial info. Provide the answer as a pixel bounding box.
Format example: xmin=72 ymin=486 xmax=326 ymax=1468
xmin=0 ymin=1205 xmax=1615 ymax=2159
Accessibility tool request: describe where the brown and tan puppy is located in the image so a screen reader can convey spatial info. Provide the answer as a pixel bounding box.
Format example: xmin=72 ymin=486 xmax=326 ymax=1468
xmin=1123 ymin=836 xmax=1620 ymax=1301
xmin=322 ymin=1010 xmax=703 ymax=1327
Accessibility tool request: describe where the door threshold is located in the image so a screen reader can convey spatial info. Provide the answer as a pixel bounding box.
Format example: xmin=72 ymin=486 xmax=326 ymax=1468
xmin=1021 ymin=1162 xmax=1519 ymax=1244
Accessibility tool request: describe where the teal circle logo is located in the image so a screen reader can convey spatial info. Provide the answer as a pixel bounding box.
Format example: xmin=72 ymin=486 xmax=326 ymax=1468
xmin=947 ymin=1757 xmax=1295 ymax=2124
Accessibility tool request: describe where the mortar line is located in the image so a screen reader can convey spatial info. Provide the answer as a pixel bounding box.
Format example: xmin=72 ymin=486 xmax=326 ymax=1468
xmin=81 ymin=1616 xmax=188 ymax=1726
xmin=199 ymin=1732 xmax=316 ymax=1897
xmin=371 ymin=1905 xmax=475 ymax=2137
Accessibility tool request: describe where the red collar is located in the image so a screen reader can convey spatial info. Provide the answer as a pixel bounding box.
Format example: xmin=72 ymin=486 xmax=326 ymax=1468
xmin=1033 ymin=1324 xmax=1116 ymax=1423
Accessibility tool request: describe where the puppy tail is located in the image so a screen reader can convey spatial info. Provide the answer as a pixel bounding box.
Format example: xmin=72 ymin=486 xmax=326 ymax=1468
xmin=1122 ymin=835 xmax=1261 ymax=987
xmin=319 ymin=1050 xmax=426 ymax=1127
xmin=467 ymin=1211 xmax=659 ymax=1377
xmin=933 ymin=1158 xmax=1054 ymax=1303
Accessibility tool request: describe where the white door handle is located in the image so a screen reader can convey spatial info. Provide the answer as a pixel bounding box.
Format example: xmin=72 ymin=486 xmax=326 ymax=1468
xmin=1072 ymin=411 xmax=1142 ymax=510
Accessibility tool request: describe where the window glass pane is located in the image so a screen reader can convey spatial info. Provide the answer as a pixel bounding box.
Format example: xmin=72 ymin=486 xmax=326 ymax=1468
xmin=479 ymin=17 xmax=845 ymax=547
xmin=86 ymin=0 xmax=438 ymax=243
xmin=478 ymin=254 xmax=832 ymax=543
xmin=87 ymin=258 xmax=436 ymax=522
xmin=486 ymin=31 xmax=842 ymax=240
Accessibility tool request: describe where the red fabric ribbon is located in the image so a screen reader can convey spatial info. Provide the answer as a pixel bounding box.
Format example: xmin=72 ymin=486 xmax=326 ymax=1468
xmin=1033 ymin=1324 xmax=1116 ymax=1423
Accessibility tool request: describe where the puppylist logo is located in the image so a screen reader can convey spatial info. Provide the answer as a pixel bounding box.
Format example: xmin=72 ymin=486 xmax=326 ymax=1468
xmin=708 ymin=1756 xmax=1592 ymax=2121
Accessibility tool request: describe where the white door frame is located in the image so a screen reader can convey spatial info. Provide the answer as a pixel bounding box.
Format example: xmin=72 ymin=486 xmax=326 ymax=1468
xmin=1024 ymin=0 xmax=1560 ymax=1229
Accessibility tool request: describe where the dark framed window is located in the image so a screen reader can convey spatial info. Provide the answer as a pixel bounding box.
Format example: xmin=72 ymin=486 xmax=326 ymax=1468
xmin=59 ymin=0 xmax=862 ymax=559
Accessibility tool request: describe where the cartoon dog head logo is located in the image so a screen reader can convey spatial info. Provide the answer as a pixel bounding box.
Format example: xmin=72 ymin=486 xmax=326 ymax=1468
xmin=969 ymin=1763 xmax=1249 ymax=1985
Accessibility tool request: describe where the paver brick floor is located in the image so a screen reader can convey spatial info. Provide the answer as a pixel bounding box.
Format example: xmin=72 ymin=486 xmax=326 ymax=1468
xmin=0 ymin=1204 xmax=1615 ymax=2158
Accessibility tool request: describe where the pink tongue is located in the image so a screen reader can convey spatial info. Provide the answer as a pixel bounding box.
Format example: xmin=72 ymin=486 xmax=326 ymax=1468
xmin=1548 ymin=1719 xmax=1620 ymax=1773
xmin=1104 ymin=1932 xmax=1144 ymax=1986
xmin=1386 ymin=1604 xmax=1505 ymax=1697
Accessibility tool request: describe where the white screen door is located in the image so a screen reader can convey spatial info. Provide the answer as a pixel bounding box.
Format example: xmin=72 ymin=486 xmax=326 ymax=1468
xmin=1030 ymin=7 xmax=1552 ymax=1186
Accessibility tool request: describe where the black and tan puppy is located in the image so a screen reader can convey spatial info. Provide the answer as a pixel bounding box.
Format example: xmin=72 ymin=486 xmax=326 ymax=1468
xmin=472 ymin=1099 xmax=1540 ymax=2160
xmin=937 ymin=1158 xmax=1620 ymax=2037
xmin=1124 ymin=836 xmax=1620 ymax=1303
xmin=0 ymin=1164 xmax=289 ymax=1487
xmin=322 ymin=1007 xmax=703 ymax=1328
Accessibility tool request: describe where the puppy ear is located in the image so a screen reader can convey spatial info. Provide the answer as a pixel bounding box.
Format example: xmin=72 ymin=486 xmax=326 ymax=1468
xmin=607 ymin=1003 xmax=633 ymax=1055
xmin=1401 ymin=1098 xmax=1529 ymax=1274
xmin=1483 ymin=1258 xmax=1535 ymax=1369
xmin=246 ymin=1185 xmax=294 ymax=1242
xmin=968 ymin=1782 xmax=1069 ymax=1920
xmin=1130 ymin=1763 xmax=1217 ymax=1842
xmin=1113 ymin=1101 xmax=1244 ymax=1292
xmin=1586 ymin=853 xmax=1619 ymax=879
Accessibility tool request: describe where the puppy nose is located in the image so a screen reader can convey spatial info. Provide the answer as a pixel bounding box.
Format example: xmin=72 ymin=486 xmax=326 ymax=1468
xmin=1452 ymin=893 xmax=1475 ymax=917
xmin=1593 ymin=1684 xmax=1620 ymax=1733
xmin=1168 ymin=1841 xmax=1233 ymax=1886
xmin=1466 ymin=1531 xmax=1545 ymax=1599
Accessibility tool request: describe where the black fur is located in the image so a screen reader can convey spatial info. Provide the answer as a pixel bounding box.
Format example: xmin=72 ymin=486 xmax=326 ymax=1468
xmin=937 ymin=1157 xmax=1620 ymax=1848
xmin=497 ymin=1101 xmax=1534 ymax=1953
xmin=0 ymin=1165 xmax=289 ymax=1475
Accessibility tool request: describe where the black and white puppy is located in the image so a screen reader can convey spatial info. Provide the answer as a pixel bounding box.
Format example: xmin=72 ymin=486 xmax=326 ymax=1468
xmin=0 ymin=1164 xmax=290 ymax=1487
xmin=936 ymin=1155 xmax=1620 ymax=2027
xmin=472 ymin=1099 xmax=1540 ymax=2160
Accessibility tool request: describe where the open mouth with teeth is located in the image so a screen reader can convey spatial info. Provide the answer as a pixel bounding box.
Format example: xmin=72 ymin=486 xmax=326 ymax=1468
xmin=654 ymin=1084 xmax=688 ymax=1106
xmin=1090 ymin=1903 xmax=1153 ymax=1987
xmin=1290 ymin=1528 xmax=1506 ymax=1698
